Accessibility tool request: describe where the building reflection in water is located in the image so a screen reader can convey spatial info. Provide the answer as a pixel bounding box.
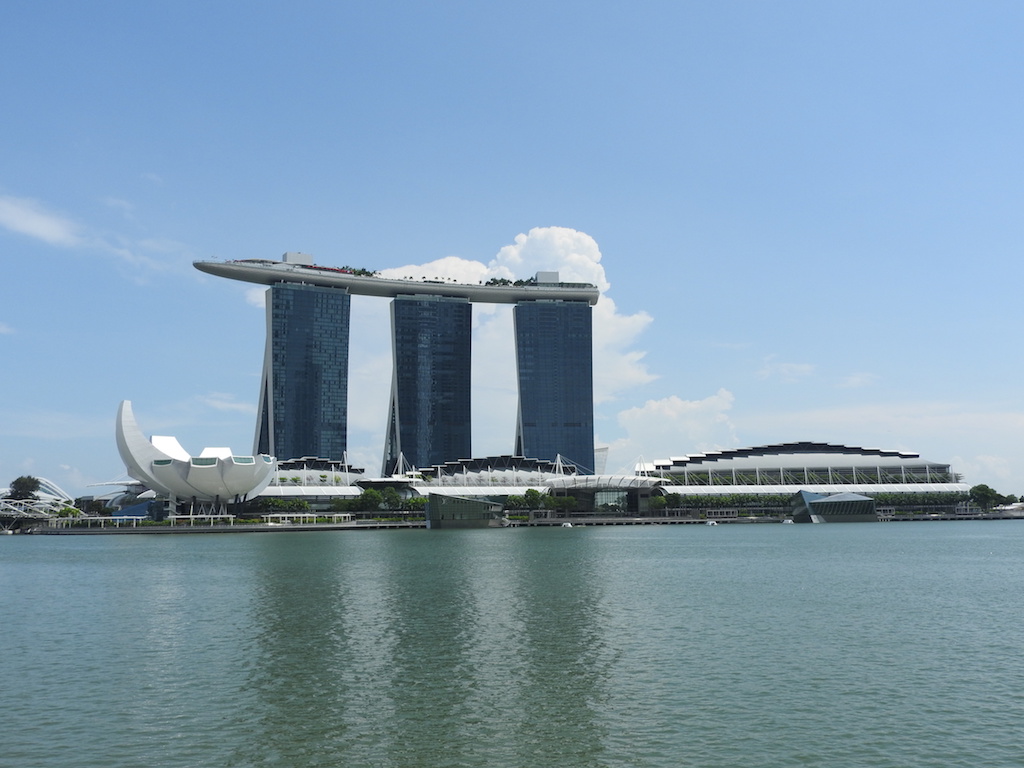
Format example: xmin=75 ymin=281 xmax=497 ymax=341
xmin=231 ymin=529 xmax=616 ymax=766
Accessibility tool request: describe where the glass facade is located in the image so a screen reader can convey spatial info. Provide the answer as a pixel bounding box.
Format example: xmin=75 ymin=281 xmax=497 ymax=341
xmin=514 ymin=300 xmax=595 ymax=474
xmin=255 ymin=283 xmax=350 ymax=461
xmin=383 ymin=295 xmax=472 ymax=475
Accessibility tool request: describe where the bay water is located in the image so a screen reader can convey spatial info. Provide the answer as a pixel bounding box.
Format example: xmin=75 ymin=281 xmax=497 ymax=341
xmin=3 ymin=522 xmax=1023 ymax=767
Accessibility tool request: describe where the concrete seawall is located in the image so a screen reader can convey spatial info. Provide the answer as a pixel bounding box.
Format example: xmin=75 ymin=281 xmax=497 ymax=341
xmin=27 ymin=521 xmax=426 ymax=535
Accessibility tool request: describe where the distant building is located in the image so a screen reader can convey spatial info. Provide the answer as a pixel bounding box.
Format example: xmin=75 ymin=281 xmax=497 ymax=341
xmin=255 ymin=281 xmax=350 ymax=462
xmin=514 ymin=298 xmax=595 ymax=473
xmin=384 ymin=295 xmax=472 ymax=475
xmin=789 ymin=490 xmax=878 ymax=523
xmin=643 ymin=442 xmax=968 ymax=497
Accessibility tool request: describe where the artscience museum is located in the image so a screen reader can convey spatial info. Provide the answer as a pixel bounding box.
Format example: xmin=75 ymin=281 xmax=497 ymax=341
xmin=115 ymin=400 xmax=276 ymax=509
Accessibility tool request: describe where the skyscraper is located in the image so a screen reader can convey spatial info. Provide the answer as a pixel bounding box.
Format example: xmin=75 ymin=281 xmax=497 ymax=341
xmin=513 ymin=299 xmax=595 ymax=473
xmin=196 ymin=256 xmax=600 ymax=472
xmin=255 ymin=282 xmax=350 ymax=461
xmin=383 ymin=294 xmax=472 ymax=474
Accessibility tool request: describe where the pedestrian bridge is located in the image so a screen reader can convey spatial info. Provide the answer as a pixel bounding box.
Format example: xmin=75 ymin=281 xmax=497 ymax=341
xmin=0 ymin=498 xmax=68 ymax=530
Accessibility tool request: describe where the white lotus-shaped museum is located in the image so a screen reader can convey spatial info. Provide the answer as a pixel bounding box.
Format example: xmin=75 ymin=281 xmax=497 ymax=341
xmin=116 ymin=400 xmax=276 ymax=502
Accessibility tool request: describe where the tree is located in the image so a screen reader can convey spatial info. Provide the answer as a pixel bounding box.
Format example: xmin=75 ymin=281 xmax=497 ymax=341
xmin=543 ymin=495 xmax=576 ymax=511
xmin=523 ymin=489 xmax=544 ymax=509
xmin=405 ymin=496 xmax=428 ymax=512
xmin=353 ymin=488 xmax=384 ymax=512
xmin=249 ymin=497 xmax=311 ymax=514
xmin=969 ymin=484 xmax=1005 ymax=510
xmin=504 ymin=495 xmax=526 ymax=510
xmin=7 ymin=476 xmax=40 ymax=501
xmin=87 ymin=499 xmax=115 ymax=516
xmin=381 ymin=487 xmax=403 ymax=511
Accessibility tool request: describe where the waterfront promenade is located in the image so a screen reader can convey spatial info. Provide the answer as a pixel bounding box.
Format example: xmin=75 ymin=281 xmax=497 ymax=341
xmin=19 ymin=510 xmax=1023 ymax=534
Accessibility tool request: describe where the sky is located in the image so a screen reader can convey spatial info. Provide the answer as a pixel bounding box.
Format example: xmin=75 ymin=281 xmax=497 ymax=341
xmin=3 ymin=1 xmax=1023 ymax=498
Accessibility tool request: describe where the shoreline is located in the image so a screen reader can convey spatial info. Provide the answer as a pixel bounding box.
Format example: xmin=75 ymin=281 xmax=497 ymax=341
xmin=15 ymin=512 xmax=1023 ymax=535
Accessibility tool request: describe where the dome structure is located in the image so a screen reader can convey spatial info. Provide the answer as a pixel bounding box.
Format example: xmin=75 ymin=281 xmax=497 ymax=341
xmin=1 ymin=477 xmax=74 ymax=504
xmin=115 ymin=400 xmax=276 ymax=502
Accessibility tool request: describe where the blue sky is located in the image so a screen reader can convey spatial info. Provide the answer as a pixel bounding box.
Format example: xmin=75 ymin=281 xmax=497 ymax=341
xmin=3 ymin=1 xmax=1023 ymax=498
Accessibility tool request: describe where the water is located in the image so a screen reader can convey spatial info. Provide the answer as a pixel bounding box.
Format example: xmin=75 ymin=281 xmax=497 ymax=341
xmin=3 ymin=522 xmax=1024 ymax=767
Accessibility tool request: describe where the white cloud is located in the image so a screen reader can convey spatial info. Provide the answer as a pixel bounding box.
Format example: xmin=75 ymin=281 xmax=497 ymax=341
xmin=605 ymin=389 xmax=739 ymax=471
xmin=0 ymin=322 xmax=13 ymax=335
xmin=245 ymin=287 xmax=268 ymax=308
xmin=491 ymin=226 xmax=610 ymax=291
xmin=0 ymin=408 xmax=111 ymax=440
xmin=345 ymin=295 xmax=395 ymax=463
xmin=196 ymin=392 xmax=256 ymax=415
xmin=593 ymin=295 xmax=655 ymax=403
xmin=742 ymin=401 xmax=1024 ymax=440
xmin=98 ymin=239 xmax=173 ymax=273
xmin=838 ymin=372 xmax=879 ymax=388
xmin=470 ymin=304 xmax=518 ymax=455
xmin=735 ymin=400 xmax=1024 ymax=489
xmin=756 ymin=355 xmax=815 ymax=382
xmin=0 ymin=195 xmax=81 ymax=246
xmin=101 ymin=197 xmax=135 ymax=217
xmin=337 ymin=226 xmax=656 ymax=468
xmin=379 ymin=255 xmax=490 ymax=285
xmin=955 ymin=454 xmax=1014 ymax=488
xmin=0 ymin=191 xmax=198 ymax=277
xmin=490 ymin=226 xmax=653 ymax=402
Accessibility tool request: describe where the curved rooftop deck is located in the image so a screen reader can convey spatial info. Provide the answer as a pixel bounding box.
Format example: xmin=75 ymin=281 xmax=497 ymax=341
xmin=194 ymin=259 xmax=600 ymax=305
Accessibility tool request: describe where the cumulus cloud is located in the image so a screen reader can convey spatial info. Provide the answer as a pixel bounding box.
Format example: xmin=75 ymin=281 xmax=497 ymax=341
xmin=374 ymin=227 xmax=653 ymax=407
xmin=0 ymin=195 xmax=81 ymax=246
xmin=0 ymin=322 xmax=14 ymax=335
xmin=604 ymin=389 xmax=739 ymax=471
xmin=379 ymin=255 xmax=490 ymax=285
xmin=245 ymin=287 xmax=268 ymax=308
xmin=489 ymin=227 xmax=654 ymax=402
xmin=593 ymin=296 xmax=655 ymax=403
xmin=491 ymin=226 xmax=610 ymax=291
xmin=339 ymin=226 xmax=656 ymax=466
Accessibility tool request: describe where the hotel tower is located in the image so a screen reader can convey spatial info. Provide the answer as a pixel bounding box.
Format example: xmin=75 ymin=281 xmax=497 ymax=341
xmin=195 ymin=254 xmax=599 ymax=474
